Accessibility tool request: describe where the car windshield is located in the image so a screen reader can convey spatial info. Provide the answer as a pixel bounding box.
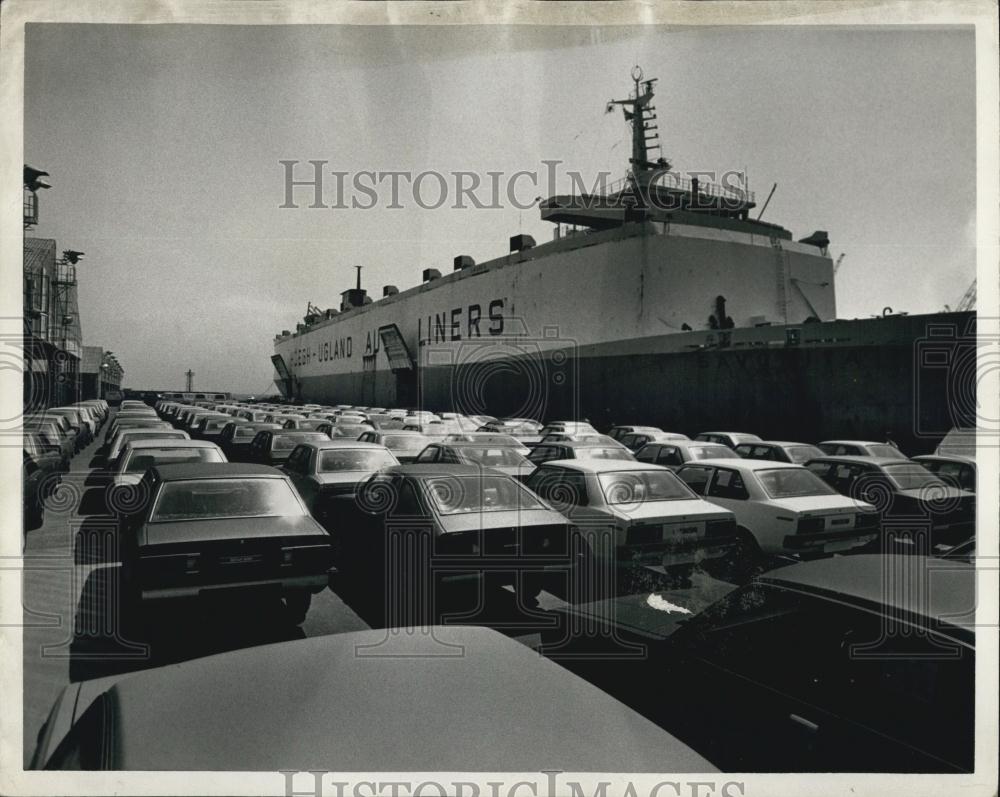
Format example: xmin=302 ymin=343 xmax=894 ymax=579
xmin=598 ymin=470 xmax=694 ymax=504
xmin=757 ymin=468 xmax=837 ymax=498
xmin=784 ymin=445 xmax=825 ymax=464
xmin=454 ymin=446 xmax=530 ymax=468
xmin=319 ymin=449 xmax=397 ymax=472
xmin=575 ymin=447 xmax=634 ymax=461
xmin=151 ymin=478 xmax=305 ymax=521
xmin=423 ymin=475 xmax=546 ymax=515
xmin=883 ymin=463 xmax=946 ymax=491
xmin=125 ymin=447 xmax=224 ymax=472
xmin=272 ymin=433 xmax=328 ymax=451
xmin=690 ymin=445 xmax=739 ymax=460
xmin=384 ymin=435 xmax=427 ymax=450
xmin=866 ymin=444 xmax=901 ymax=458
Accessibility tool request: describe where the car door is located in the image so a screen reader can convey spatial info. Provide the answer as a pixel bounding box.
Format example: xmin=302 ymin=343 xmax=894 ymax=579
xmin=703 ymin=468 xmax=764 ymax=545
xmin=634 ymin=444 xmax=659 ymax=464
xmin=677 ymin=465 xmax=714 ymax=496
xmin=282 ymin=446 xmax=313 ymax=505
xmin=655 ymin=445 xmax=684 ymax=470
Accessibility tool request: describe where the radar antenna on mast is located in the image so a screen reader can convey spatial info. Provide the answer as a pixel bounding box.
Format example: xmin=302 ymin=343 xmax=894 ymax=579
xmin=606 ymin=65 xmax=671 ymax=175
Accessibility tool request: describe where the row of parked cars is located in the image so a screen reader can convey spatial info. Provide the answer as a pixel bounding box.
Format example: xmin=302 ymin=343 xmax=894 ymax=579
xmin=28 ymin=398 xmax=979 ymax=772
xmin=22 ymin=398 xmax=111 ymax=536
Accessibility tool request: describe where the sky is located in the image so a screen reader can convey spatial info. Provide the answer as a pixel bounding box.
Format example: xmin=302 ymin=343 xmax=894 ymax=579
xmin=24 ymin=24 xmax=976 ymax=395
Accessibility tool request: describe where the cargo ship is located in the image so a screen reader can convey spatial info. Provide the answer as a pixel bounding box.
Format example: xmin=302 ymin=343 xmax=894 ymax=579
xmin=272 ymin=68 xmax=974 ymax=453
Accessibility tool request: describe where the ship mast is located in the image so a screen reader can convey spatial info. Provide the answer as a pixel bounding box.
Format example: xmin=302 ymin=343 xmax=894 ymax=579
xmin=606 ymin=66 xmax=670 ymax=189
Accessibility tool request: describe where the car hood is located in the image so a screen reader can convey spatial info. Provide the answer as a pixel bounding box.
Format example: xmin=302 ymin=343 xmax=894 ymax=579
xmin=606 ymin=498 xmax=732 ymax=524
xmin=768 ymin=494 xmax=873 ymax=514
xmin=141 ymin=514 xmax=326 ymax=547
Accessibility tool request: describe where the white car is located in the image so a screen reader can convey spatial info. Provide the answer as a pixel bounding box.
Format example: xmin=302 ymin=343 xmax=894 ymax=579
xmin=524 ymin=460 xmax=737 ymax=573
xmin=818 ymin=439 xmax=904 ymax=457
xmin=675 ymin=459 xmax=879 ymax=559
xmin=107 ymin=428 xmax=190 ymax=464
xmin=113 ymin=439 xmax=226 ymax=486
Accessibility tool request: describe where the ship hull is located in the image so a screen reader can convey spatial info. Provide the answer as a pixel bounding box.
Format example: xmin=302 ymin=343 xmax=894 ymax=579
xmin=281 ymin=311 xmax=976 ymax=455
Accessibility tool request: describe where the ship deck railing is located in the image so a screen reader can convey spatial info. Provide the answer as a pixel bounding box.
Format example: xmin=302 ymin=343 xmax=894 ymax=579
xmin=602 ymin=172 xmax=755 ymax=206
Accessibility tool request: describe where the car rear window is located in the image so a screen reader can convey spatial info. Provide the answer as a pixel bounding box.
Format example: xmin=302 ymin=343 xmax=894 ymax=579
xmin=882 ymin=464 xmax=946 ymax=491
xmin=125 ymin=447 xmax=224 ymax=472
xmin=455 ymin=446 xmax=530 ymax=468
xmin=272 ymin=432 xmax=328 ymax=451
xmin=756 ymin=468 xmax=836 ymax=498
xmin=689 ymin=445 xmax=738 ymax=460
xmin=867 ymin=444 xmax=902 ymax=458
xmin=319 ymin=449 xmax=397 ymax=472
xmin=384 ymin=435 xmax=427 ymax=450
xmin=423 ymin=475 xmax=546 ymax=515
xmin=151 ymin=478 xmax=305 ymax=521
xmin=598 ymin=469 xmax=694 ymax=504
xmin=575 ymin=447 xmax=634 ymax=461
xmin=785 ymin=445 xmax=824 ymax=464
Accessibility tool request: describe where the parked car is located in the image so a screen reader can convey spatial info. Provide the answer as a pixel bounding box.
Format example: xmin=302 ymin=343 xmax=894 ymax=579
xmin=218 ymin=423 xmax=281 ymax=463
xmin=32 ymin=414 xmax=79 ymax=455
xmin=193 ymin=414 xmax=249 ymax=441
xmin=443 ymin=432 xmax=531 ymax=456
xmin=23 ymin=420 xmax=72 ymax=468
xmin=621 ymin=430 xmax=690 ymax=452
xmin=282 ymin=417 xmax=328 ymax=431
xmin=106 ymin=429 xmax=190 ymax=466
xmin=676 ymin=459 xmax=879 ymax=574
xmin=912 ymin=454 xmax=977 ymax=493
xmin=547 ymin=555 xmax=974 ymax=773
xmin=31 ymin=625 xmax=713 ymax=771
xmin=734 ymin=440 xmax=825 ymax=464
xmin=608 ymin=425 xmax=663 ymax=442
xmin=804 ymin=455 xmax=975 ymax=550
xmin=524 ymin=461 xmax=736 ymax=580
xmin=357 ymin=429 xmax=431 ymax=462
xmin=23 ymin=433 xmax=64 ymax=533
xmin=527 ymin=441 xmax=636 ymax=467
xmin=48 ymin=406 xmax=96 ymax=441
xmin=634 ymin=439 xmax=739 ymax=469
xmin=116 ymin=463 xmax=334 ymax=625
xmin=247 ymin=430 xmax=330 ymax=465
xmin=412 ymin=442 xmax=536 ymax=478
xmin=693 ymin=431 xmax=762 ymax=449
xmin=329 ymin=422 xmax=374 ymax=439
xmin=818 ymin=439 xmax=904 ymax=457
xmin=41 ymin=408 xmax=91 ymax=449
xmin=540 ymin=421 xmax=597 ymax=436
xmin=540 ymin=433 xmax=626 ymax=449
xmin=334 ymin=464 xmax=587 ymax=614
xmin=112 ymin=439 xmax=227 ymax=486
xmin=935 ymin=427 xmax=975 ymax=458
xmin=281 ymin=440 xmax=399 ymax=522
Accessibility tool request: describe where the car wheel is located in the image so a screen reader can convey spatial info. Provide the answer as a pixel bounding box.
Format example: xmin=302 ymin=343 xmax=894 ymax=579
xmin=717 ymin=527 xmax=764 ymax=584
xmin=283 ymin=590 xmax=312 ymax=625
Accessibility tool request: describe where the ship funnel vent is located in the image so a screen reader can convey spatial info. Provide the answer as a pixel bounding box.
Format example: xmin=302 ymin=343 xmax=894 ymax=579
xmin=383 ymin=285 xmax=399 ymax=297
xmin=510 ymin=234 xmax=536 ymax=252
xmin=423 ymin=268 xmax=442 ymax=282
xmin=454 ymin=255 xmax=475 ymax=270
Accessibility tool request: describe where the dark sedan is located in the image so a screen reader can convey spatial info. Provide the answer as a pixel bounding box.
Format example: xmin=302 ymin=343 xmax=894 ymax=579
xmin=31 ymin=625 xmax=713 ymax=771
xmin=246 ymin=430 xmax=329 ymax=465
xmin=117 ymin=463 xmax=334 ymax=625
xmin=332 ymin=464 xmax=588 ymax=619
xmin=526 ymin=440 xmax=636 ymax=467
xmin=218 ymin=421 xmax=281 ymax=462
xmin=412 ymin=441 xmax=536 ymax=478
xmin=805 ymin=455 xmax=975 ymax=550
xmin=545 ymin=555 xmax=974 ymax=773
xmin=23 ymin=433 xmax=64 ymax=533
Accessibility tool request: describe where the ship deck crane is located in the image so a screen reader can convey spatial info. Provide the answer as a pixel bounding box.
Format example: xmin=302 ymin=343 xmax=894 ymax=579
xmin=955 ymin=279 xmax=976 ymax=311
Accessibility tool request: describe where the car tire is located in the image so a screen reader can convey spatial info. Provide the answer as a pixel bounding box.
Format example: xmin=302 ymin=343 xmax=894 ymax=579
xmin=284 ymin=590 xmax=312 ymax=625
xmin=718 ymin=527 xmax=764 ymax=584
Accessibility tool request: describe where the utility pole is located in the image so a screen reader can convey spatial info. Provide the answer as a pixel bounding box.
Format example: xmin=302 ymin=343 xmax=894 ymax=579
xmin=185 ymin=369 xmax=194 ymax=392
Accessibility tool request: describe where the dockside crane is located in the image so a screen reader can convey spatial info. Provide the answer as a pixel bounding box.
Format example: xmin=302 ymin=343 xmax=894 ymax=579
xmin=955 ymin=279 xmax=976 ymax=312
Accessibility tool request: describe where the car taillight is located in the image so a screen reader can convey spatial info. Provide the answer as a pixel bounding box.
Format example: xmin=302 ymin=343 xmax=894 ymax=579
xmin=280 ymin=543 xmax=328 ymax=566
xmin=797 ymin=516 xmax=825 ymax=534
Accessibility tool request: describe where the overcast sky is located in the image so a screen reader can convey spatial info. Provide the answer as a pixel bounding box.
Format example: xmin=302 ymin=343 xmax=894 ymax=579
xmin=24 ymin=24 xmax=976 ymax=395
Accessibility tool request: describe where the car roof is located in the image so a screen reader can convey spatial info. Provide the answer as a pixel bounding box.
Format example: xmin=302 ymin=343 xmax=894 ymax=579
xmin=808 ymin=455 xmax=913 ymax=466
xmin=296 ymin=440 xmax=387 ymax=450
xmin=740 ymin=440 xmax=816 ymax=448
xmin=697 ymin=431 xmax=756 ymax=436
xmin=384 ymin=463 xmax=507 ymax=476
xmin=681 ymin=458 xmax=800 ymax=470
xmin=539 ymin=440 xmax=619 ymax=449
xmin=760 ymin=555 xmax=974 ymax=645
xmin=124 ymin=439 xmax=218 ymax=450
xmin=377 ymin=429 xmax=427 ymax=436
xmin=913 ymin=454 xmax=976 ymax=465
xmin=538 ymin=459 xmax=665 ymax=473
xmin=151 ymin=463 xmax=281 ymax=480
xmin=819 ymin=439 xmax=892 ymax=446
xmin=79 ymin=625 xmax=713 ymax=771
